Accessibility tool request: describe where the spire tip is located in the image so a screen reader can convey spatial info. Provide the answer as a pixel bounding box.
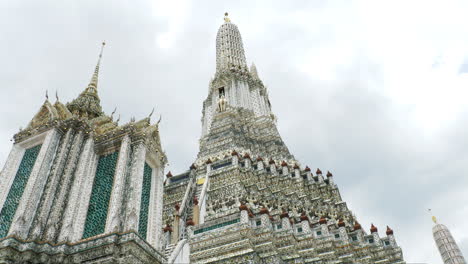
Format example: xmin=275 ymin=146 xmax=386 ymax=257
xmin=99 ymin=41 xmax=105 ymax=58
xmin=224 ymin=12 xmax=230 ymax=22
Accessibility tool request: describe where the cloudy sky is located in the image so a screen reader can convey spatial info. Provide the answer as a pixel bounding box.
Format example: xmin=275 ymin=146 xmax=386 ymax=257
xmin=1 ymin=0 xmax=468 ymax=262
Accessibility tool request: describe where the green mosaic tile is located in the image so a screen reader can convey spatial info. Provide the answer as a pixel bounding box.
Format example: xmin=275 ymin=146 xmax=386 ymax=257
xmin=82 ymin=151 xmax=118 ymax=239
xmin=138 ymin=163 xmax=152 ymax=239
xmin=0 ymin=144 xmax=42 ymax=238
xmin=194 ymin=218 xmax=240 ymax=235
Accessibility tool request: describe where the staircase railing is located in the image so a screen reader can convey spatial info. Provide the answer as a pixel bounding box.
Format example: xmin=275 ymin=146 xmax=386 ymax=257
xmin=177 ymin=170 xmax=197 ymax=241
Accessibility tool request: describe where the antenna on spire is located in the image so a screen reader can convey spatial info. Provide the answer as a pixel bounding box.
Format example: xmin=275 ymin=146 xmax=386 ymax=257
xmin=149 ymin=107 xmax=155 ymax=118
xmin=45 ymin=90 xmax=49 ymax=100
xmin=55 ymin=91 xmax=59 ymax=102
xmin=99 ymin=41 xmax=105 ymax=58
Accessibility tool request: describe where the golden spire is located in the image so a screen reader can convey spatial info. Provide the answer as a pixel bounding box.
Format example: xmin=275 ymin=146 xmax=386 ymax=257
xmin=224 ymin=12 xmax=230 ymax=23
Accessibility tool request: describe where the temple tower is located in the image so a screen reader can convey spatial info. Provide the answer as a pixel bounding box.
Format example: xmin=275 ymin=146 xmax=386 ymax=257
xmin=0 ymin=43 xmax=167 ymax=263
xmin=432 ymin=215 xmax=467 ymax=264
xmin=162 ymin=13 xmax=406 ymax=264
xmin=199 ymin=12 xmax=293 ymax=162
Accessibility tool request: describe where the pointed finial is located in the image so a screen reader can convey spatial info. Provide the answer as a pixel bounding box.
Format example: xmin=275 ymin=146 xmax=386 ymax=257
xmin=250 ymin=63 xmax=260 ymax=80
xmin=45 ymin=90 xmax=49 ymax=100
xmin=157 ymin=115 xmax=162 ymax=125
xmin=111 ymin=107 xmax=117 ymax=118
xmin=116 ymin=114 xmax=120 ymax=123
xmin=224 ymin=12 xmax=231 ymax=23
xmin=55 ymin=91 xmax=59 ymax=102
xmin=149 ymin=107 xmax=155 ymax=118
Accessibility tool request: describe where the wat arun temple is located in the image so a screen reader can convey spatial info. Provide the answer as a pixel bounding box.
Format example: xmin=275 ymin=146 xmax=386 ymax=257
xmin=3 ymin=12 xmax=446 ymax=264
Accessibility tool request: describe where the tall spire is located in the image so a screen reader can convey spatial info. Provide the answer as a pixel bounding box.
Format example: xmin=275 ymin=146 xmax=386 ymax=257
xmin=430 ymin=211 xmax=466 ymax=264
xmin=85 ymin=41 xmax=105 ymax=94
xmin=67 ymin=42 xmax=106 ymax=118
xmin=215 ymin=12 xmax=247 ymax=73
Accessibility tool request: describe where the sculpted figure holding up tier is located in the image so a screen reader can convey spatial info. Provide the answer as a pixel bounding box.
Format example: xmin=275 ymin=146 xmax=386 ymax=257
xmin=218 ymin=94 xmax=227 ymax=112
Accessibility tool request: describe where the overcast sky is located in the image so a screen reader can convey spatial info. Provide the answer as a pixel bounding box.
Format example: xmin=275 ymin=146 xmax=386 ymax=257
xmin=1 ymin=0 xmax=468 ymax=262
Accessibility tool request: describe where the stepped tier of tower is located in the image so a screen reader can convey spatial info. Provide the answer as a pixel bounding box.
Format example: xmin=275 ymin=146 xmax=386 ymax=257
xmin=162 ymin=153 xmax=404 ymax=263
xmin=198 ymin=106 xmax=294 ymax=164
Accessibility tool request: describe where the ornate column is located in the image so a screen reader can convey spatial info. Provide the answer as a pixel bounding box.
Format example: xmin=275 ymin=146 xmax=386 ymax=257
xmin=256 ymin=157 xmax=264 ymax=170
xmin=148 ymin=165 xmax=164 ymax=249
xmin=171 ymin=214 xmax=180 ymax=244
xmin=386 ymin=226 xmax=396 ymax=246
xmin=370 ymin=224 xmax=381 ymax=244
xmin=293 ymin=164 xmax=301 ymax=179
xmin=269 ymin=159 xmax=277 ymax=176
xmin=243 ymin=154 xmax=251 ymax=168
xmin=281 ymin=161 xmax=289 ymax=176
xmin=239 ymin=204 xmax=249 ymax=224
xmin=326 ymin=171 xmax=334 ymax=184
xmin=280 ymin=211 xmax=292 ymax=230
xmin=123 ymin=143 xmax=146 ymax=232
xmin=0 ymin=145 xmax=25 ymax=210
xmin=28 ymin=129 xmax=73 ymax=241
xmin=338 ymin=219 xmax=349 ymax=241
xmin=42 ymin=130 xmax=84 ymax=242
xmin=186 ymin=219 xmax=194 ymax=238
xmin=163 ymin=225 xmax=172 ymax=248
xmin=353 ymin=221 xmax=364 ymax=242
xmin=259 ymin=207 xmax=271 ymax=229
xmin=319 ymin=217 xmax=329 ymax=236
xmin=300 ymin=213 xmax=311 ymax=233
xmin=206 ymin=160 xmax=212 ymax=174
xmin=231 ymin=151 xmax=239 ymax=166
xmin=8 ymin=129 xmax=60 ymax=239
xmin=305 ymin=166 xmax=312 ymax=181
xmin=316 ymin=168 xmax=324 ymax=184
xmin=58 ymin=137 xmax=96 ymax=242
xmin=105 ymin=135 xmax=131 ymax=233
xmin=193 ymin=197 xmax=200 ymax=226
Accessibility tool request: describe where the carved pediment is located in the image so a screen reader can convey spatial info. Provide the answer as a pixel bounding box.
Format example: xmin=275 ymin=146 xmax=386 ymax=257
xmin=26 ymin=101 xmax=58 ymax=129
xmin=53 ymin=101 xmax=72 ymax=120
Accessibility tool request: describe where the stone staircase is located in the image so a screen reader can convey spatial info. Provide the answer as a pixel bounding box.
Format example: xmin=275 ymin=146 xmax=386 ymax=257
xmin=195 ymin=182 xmax=203 ymax=199
xmin=164 ymin=243 xmax=176 ymax=260
xmin=186 ymin=182 xmax=203 ymax=219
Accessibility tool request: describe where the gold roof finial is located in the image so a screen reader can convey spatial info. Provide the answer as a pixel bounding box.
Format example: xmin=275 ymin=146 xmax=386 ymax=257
xmin=428 ymin=209 xmax=438 ymax=224
xmin=224 ymin=12 xmax=230 ymax=23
